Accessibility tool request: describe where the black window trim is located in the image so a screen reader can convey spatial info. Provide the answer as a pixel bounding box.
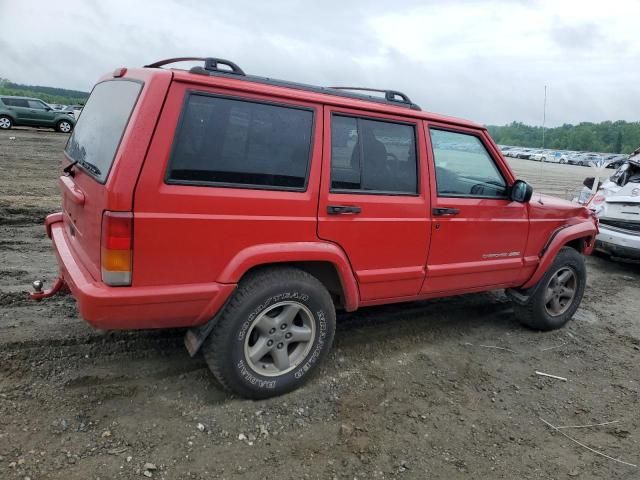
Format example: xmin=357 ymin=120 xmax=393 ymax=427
xmin=329 ymin=111 xmax=420 ymax=197
xmin=64 ymin=78 xmax=144 ymax=185
xmin=428 ymin=126 xmax=510 ymax=200
xmin=164 ymin=90 xmax=316 ymax=193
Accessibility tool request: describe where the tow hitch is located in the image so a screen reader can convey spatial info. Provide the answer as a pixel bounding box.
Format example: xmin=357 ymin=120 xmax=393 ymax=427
xmin=29 ymin=277 xmax=66 ymax=300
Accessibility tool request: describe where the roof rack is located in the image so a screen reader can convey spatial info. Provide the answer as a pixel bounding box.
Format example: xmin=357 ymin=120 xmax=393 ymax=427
xmin=143 ymin=57 xmax=421 ymax=110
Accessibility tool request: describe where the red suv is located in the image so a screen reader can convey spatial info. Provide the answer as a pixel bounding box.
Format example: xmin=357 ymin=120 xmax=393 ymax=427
xmin=38 ymin=57 xmax=597 ymax=398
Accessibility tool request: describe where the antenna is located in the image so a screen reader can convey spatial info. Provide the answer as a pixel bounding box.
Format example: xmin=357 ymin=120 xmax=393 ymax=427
xmin=542 ymin=85 xmax=547 ymax=149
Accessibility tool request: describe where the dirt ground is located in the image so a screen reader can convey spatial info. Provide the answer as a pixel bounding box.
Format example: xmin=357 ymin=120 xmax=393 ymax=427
xmin=1 ymin=128 xmax=639 ymax=480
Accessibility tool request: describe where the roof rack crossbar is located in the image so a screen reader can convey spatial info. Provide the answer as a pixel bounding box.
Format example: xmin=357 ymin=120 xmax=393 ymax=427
xmin=328 ymin=87 xmax=414 ymax=105
xmin=144 ymin=57 xmax=245 ymax=76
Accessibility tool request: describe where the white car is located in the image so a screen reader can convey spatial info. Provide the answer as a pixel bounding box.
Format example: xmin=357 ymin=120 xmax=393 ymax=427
xmin=530 ymin=150 xmax=559 ymax=162
xmin=586 ymin=155 xmax=640 ymax=260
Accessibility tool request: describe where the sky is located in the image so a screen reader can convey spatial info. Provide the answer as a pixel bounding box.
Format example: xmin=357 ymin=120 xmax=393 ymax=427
xmin=1 ymin=0 xmax=638 ymax=126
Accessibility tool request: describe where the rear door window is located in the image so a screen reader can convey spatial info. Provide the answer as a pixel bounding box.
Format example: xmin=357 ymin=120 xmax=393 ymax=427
xmin=65 ymin=80 xmax=142 ymax=183
xmin=28 ymin=100 xmax=47 ymax=109
xmin=330 ymin=114 xmax=417 ymax=194
xmin=167 ymin=93 xmax=314 ymax=190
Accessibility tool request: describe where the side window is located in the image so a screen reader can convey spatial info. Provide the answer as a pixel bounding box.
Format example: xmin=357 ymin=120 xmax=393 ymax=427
xmin=429 ymin=129 xmax=507 ymax=198
xmin=6 ymin=99 xmax=29 ymax=108
xmin=330 ymin=115 xmax=417 ymax=194
xmin=167 ymin=94 xmax=314 ymax=190
xmin=28 ymin=100 xmax=46 ymax=109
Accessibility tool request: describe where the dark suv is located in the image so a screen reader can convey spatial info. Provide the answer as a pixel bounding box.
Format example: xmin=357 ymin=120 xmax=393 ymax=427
xmin=0 ymin=95 xmax=76 ymax=132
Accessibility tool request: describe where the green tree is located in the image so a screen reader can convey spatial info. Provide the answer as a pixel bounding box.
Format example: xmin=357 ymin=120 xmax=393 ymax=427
xmin=615 ymin=131 xmax=623 ymax=153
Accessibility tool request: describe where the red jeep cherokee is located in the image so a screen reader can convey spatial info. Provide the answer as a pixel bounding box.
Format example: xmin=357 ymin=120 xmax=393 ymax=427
xmin=40 ymin=57 xmax=597 ymax=398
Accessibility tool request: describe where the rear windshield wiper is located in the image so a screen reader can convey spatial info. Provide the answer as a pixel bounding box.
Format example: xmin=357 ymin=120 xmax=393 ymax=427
xmin=63 ymin=160 xmax=78 ymax=176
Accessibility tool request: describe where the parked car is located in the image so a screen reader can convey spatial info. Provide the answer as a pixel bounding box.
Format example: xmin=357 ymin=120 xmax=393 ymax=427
xmin=605 ymin=154 xmax=628 ymax=169
xmin=516 ymin=148 xmax=534 ymax=159
xmin=64 ymin=104 xmax=84 ymax=120
xmin=530 ymin=150 xmax=558 ymax=162
xmin=542 ymin=150 xmax=562 ymax=163
xmin=0 ymin=95 xmax=76 ymax=132
xmin=34 ymin=57 xmax=598 ymax=399
xmin=584 ymin=153 xmax=640 ymax=260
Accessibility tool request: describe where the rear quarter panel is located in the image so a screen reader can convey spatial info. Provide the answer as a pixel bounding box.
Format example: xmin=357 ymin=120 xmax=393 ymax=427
xmin=132 ymin=79 xmax=324 ymax=287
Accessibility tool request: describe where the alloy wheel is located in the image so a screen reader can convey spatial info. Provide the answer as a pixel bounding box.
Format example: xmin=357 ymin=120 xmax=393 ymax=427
xmin=543 ymin=267 xmax=577 ymax=316
xmin=243 ymin=301 xmax=316 ymax=376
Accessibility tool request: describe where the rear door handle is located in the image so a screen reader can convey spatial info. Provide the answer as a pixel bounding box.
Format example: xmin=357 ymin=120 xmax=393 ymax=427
xmin=327 ymin=205 xmax=361 ymax=215
xmin=432 ymin=207 xmax=460 ymax=217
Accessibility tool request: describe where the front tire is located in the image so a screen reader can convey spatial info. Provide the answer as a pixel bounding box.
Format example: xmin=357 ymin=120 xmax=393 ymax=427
xmin=0 ymin=115 xmax=12 ymax=129
xmin=56 ymin=119 xmax=73 ymax=133
xmin=203 ymin=267 xmax=336 ymax=399
xmin=512 ymin=247 xmax=586 ymax=330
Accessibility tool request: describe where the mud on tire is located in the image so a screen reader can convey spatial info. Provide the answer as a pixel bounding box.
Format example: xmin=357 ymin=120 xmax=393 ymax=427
xmin=512 ymin=247 xmax=586 ymax=331
xmin=203 ymin=267 xmax=336 ymax=399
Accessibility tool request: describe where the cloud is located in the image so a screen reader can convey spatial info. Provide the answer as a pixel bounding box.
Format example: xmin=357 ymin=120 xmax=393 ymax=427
xmin=0 ymin=0 xmax=638 ymax=126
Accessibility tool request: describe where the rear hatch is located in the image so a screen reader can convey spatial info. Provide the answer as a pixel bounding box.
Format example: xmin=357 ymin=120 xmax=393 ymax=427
xmin=60 ymin=77 xmax=146 ymax=282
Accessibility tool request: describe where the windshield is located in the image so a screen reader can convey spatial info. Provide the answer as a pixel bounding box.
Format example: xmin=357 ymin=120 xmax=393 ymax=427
xmin=65 ymin=80 xmax=142 ymax=183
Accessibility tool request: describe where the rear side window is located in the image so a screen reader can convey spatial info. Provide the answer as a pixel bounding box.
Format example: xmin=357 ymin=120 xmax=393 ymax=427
xmin=330 ymin=115 xmax=417 ymax=194
xmin=65 ymin=80 xmax=142 ymax=183
xmin=429 ymin=129 xmax=507 ymax=198
xmin=2 ymin=98 xmax=28 ymax=107
xmin=167 ymin=94 xmax=314 ymax=190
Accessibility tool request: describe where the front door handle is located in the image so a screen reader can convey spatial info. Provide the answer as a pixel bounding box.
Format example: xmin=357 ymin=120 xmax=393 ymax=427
xmin=432 ymin=207 xmax=460 ymax=217
xmin=327 ymin=205 xmax=362 ymax=215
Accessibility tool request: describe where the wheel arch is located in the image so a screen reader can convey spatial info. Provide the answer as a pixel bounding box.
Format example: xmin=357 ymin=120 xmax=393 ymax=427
xmin=217 ymin=242 xmax=360 ymax=312
xmin=0 ymin=112 xmax=16 ymax=123
xmin=520 ymin=222 xmax=596 ymax=290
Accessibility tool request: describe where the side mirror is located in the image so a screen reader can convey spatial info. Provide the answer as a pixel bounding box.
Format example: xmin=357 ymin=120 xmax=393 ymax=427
xmin=510 ymin=179 xmax=533 ymax=203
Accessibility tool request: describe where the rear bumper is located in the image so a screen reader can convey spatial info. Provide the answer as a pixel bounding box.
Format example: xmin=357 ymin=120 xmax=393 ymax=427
xmin=595 ymin=226 xmax=640 ymax=260
xmin=48 ymin=214 xmax=236 ymax=330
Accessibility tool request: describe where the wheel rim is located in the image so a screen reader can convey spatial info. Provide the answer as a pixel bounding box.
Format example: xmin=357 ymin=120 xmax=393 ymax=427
xmin=543 ymin=267 xmax=577 ymax=316
xmin=0 ymin=118 xmax=10 ymax=129
xmin=243 ymin=301 xmax=316 ymax=377
xmin=60 ymin=121 xmax=71 ymax=132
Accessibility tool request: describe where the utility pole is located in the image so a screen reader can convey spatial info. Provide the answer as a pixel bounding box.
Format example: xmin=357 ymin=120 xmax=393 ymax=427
xmin=542 ymin=85 xmax=547 ymax=149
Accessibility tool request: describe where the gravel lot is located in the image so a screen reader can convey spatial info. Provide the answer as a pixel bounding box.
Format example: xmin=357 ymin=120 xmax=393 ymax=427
xmin=1 ymin=128 xmax=639 ymax=480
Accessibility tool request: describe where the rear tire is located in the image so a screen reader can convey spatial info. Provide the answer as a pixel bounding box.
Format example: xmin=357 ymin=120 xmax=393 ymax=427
xmin=203 ymin=267 xmax=336 ymax=399
xmin=512 ymin=247 xmax=586 ymax=330
xmin=0 ymin=115 xmax=12 ymax=129
xmin=56 ymin=119 xmax=73 ymax=133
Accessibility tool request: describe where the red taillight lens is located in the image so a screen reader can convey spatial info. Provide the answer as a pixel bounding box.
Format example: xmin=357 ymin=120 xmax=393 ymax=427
xmin=101 ymin=211 xmax=133 ymax=286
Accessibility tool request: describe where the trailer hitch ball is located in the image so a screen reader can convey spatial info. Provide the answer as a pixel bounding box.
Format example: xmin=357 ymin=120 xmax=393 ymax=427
xmin=29 ymin=277 xmax=65 ymax=300
xmin=33 ymin=279 xmax=44 ymax=293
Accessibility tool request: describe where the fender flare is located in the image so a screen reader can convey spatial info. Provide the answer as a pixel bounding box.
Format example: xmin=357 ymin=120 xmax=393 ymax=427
xmin=217 ymin=241 xmax=360 ymax=312
xmin=520 ymin=221 xmax=597 ymax=290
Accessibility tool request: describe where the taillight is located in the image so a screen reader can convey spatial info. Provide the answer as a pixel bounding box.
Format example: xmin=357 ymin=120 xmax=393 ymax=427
xmin=101 ymin=211 xmax=133 ymax=286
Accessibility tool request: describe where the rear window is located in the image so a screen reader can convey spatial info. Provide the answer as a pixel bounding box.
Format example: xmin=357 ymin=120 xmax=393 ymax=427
xmin=65 ymin=80 xmax=142 ymax=183
xmin=167 ymin=93 xmax=314 ymax=190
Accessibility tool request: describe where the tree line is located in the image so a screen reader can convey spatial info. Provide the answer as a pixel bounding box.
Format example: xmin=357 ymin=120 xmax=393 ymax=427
xmin=0 ymin=78 xmax=89 ymax=106
xmin=487 ymin=121 xmax=640 ymax=154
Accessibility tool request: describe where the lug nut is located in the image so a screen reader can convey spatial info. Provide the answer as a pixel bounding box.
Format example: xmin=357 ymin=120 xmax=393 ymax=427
xmin=269 ymin=328 xmax=276 ymax=334
xmin=280 ymin=323 xmax=287 ymax=330
xmin=277 ymin=343 xmax=284 ymax=349
xmin=267 ymin=340 xmax=274 ymax=347
xmin=285 ymin=332 xmax=292 ymax=339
